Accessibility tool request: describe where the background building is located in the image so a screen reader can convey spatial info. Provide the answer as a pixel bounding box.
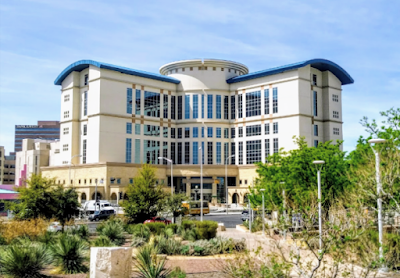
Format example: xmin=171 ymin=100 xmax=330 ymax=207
xmin=0 ymin=147 xmax=16 ymax=185
xmin=41 ymin=58 xmax=353 ymax=204
xmin=14 ymin=121 xmax=60 ymax=152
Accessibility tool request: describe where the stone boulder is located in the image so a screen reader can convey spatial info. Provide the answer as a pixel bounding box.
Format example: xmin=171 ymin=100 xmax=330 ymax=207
xmin=90 ymin=247 xmax=132 ymax=278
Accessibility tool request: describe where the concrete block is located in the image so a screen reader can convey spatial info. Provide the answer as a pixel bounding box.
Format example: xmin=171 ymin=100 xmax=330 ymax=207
xmin=90 ymin=247 xmax=132 ymax=278
xmin=217 ymin=223 xmax=226 ymax=231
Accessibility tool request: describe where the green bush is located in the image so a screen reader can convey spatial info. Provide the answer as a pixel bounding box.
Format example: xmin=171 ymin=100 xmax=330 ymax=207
xmin=181 ymin=220 xmax=195 ymax=230
xmin=168 ymin=224 xmax=178 ymax=234
xmin=153 ymin=235 xmax=182 ymax=255
xmin=93 ymin=235 xmax=115 ymax=247
xmin=99 ymin=221 xmax=126 ymax=246
xmin=385 ymin=232 xmax=400 ymax=269
xmin=68 ymin=225 xmax=90 ymax=241
xmin=131 ymin=237 xmax=147 ymax=248
xmin=132 ymin=224 xmax=151 ymax=240
xmin=36 ymin=231 xmax=57 ymax=245
xmin=49 ymin=233 xmax=88 ymax=274
xmin=145 ymin=222 xmax=166 ymax=235
xmin=168 ymin=267 xmax=186 ymax=278
xmin=194 ymin=221 xmax=218 ymax=240
xmin=134 ymin=245 xmax=171 ymax=278
xmin=0 ymin=241 xmax=51 ymax=278
xmin=125 ymin=224 xmax=136 ymax=234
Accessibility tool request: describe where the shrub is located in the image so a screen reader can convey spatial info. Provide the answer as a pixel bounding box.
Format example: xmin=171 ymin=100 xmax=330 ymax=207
xmin=132 ymin=224 xmax=151 ymax=240
xmin=385 ymin=232 xmax=400 ymax=269
xmin=0 ymin=218 xmax=48 ymax=243
xmin=68 ymin=225 xmax=90 ymax=241
xmin=36 ymin=231 xmax=58 ymax=245
xmin=145 ymin=222 xmax=166 ymax=235
xmin=93 ymin=235 xmax=115 ymax=247
xmin=134 ymin=245 xmax=171 ymax=278
xmin=168 ymin=267 xmax=186 ymax=278
xmin=153 ymin=235 xmax=182 ymax=255
xmin=194 ymin=221 xmax=218 ymax=240
xmin=168 ymin=224 xmax=178 ymax=234
xmin=132 ymin=237 xmax=147 ymax=248
xmin=181 ymin=220 xmax=195 ymax=230
xmin=0 ymin=241 xmax=51 ymax=278
xmin=125 ymin=224 xmax=136 ymax=234
xmin=99 ymin=221 xmax=126 ymax=246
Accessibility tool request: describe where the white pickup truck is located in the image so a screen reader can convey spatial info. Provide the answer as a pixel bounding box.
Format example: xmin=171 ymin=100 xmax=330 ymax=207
xmin=81 ymin=200 xmax=115 ymax=215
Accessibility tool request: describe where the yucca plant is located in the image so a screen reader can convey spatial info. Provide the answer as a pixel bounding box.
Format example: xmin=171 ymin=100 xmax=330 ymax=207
xmin=93 ymin=235 xmax=115 ymax=247
xmin=134 ymin=245 xmax=171 ymax=278
xmin=49 ymin=233 xmax=88 ymax=274
xmin=99 ymin=221 xmax=126 ymax=246
xmin=68 ymin=225 xmax=90 ymax=241
xmin=132 ymin=224 xmax=151 ymax=240
xmin=0 ymin=241 xmax=51 ymax=278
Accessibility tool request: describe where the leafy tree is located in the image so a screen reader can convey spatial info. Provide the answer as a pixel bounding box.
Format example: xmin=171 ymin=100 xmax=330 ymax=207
xmin=164 ymin=193 xmax=189 ymax=223
xmin=53 ymin=187 xmax=80 ymax=232
xmin=121 ymin=164 xmax=166 ymax=223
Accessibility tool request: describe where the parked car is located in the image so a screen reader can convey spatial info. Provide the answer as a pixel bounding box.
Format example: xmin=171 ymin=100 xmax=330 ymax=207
xmin=241 ymin=210 xmax=249 ymax=221
xmin=47 ymin=221 xmax=63 ymax=232
xmin=88 ymin=209 xmax=115 ymax=221
xmin=144 ymin=216 xmax=171 ymax=225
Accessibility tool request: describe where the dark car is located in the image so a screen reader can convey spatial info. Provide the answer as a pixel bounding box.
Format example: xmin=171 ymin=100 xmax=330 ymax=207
xmin=89 ymin=209 xmax=115 ymax=221
xmin=241 ymin=210 xmax=249 ymax=221
xmin=144 ymin=216 xmax=171 ymax=225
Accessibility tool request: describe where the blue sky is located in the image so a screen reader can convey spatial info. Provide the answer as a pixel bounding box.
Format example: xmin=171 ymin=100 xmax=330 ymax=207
xmin=0 ymin=0 xmax=399 ymax=154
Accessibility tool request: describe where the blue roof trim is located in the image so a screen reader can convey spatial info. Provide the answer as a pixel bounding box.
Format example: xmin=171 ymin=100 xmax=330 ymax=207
xmin=226 ymin=59 xmax=354 ymax=85
xmin=54 ymin=60 xmax=181 ymax=85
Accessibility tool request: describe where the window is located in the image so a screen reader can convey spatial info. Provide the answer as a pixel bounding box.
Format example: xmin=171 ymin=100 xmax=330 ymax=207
xmin=83 ymin=140 xmax=87 ymax=164
xmin=238 ymin=127 xmax=243 ymax=137
xmin=64 ymin=94 xmax=70 ymax=102
xmin=238 ymin=142 xmax=243 ymax=164
xmin=83 ymin=124 xmax=87 ymax=136
xmin=265 ymin=139 xmax=270 ymax=159
xmin=314 ymin=125 xmax=318 ymax=136
xmin=246 ymin=140 xmax=261 ymax=164
xmin=171 ymin=142 xmax=176 ymax=164
xmin=185 ymin=142 xmax=190 ymax=164
xmin=273 ymin=88 xmax=278 ymax=113
xmin=126 ymin=123 xmax=132 ymax=134
xmin=134 ymin=139 xmax=140 ymax=163
xmin=127 ymin=89 xmax=133 ymax=113
xmin=273 ymin=138 xmax=279 ymax=154
xmin=207 ymin=142 xmax=213 ymax=164
xmin=201 ymin=95 xmax=204 ymax=119
xmin=63 ymin=127 xmax=69 ymax=135
xmin=171 ymin=128 xmax=175 ymax=139
xmin=171 ymin=96 xmax=176 ymax=119
xmin=224 ymin=128 xmax=229 ymax=138
xmin=63 ymin=144 xmax=68 ymax=151
xmin=202 ymin=127 xmax=205 ymax=138
xmin=314 ymin=140 xmax=319 ymax=147
xmin=312 ymin=74 xmax=317 ymax=86
xmin=265 ymin=123 xmax=270 ymax=135
xmin=144 ymin=140 xmax=160 ymax=164
xmin=231 ymin=95 xmax=236 ymax=119
xmin=135 ymin=89 xmax=141 ymax=115
xmin=333 ymin=127 xmax=340 ymax=135
xmin=178 ymin=142 xmax=183 ymax=164
xmin=201 ymin=142 xmax=205 ymax=164
xmin=224 ymin=96 xmax=229 ymax=119
xmin=207 ymin=95 xmax=213 ymax=119
xmin=224 ymin=142 xmax=229 ymax=163
xmin=178 ymin=128 xmax=182 ymax=138
xmin=144 ymin=91 xmax=160 ymax=117
xmin=126 ymin=138 xmax=132 ymax=163
xmin=193 ymin=142 xmax=198 ymax=164
xmin=333 ymin=111 xmax=339 ymax=119
xmin=238 ymin=94 xmax=243 ymax=118
xmin=193 ymin=95 xmax=198 ymax=119
xmin=216 ymin=142 xmax=221 ymax=164
xmin=63 ymin=111 xmax=69 ymax=118
xmin=208 ymin=127 xmax=213 ymax=138
xmin=264 ymin=89 xmax=269 ymax=114
xmin=178 ymin=96 xmax=182 ymax=119
xmin=216 ymin=95 xmax=221 ymax=119
xmin=246 ymin=125 xmax=261 ymax=137
xmin=185 ymin=95 xmax=190 ymax=119
xmin=135 ymin=124 xmax=140 ymax=135
xmin=216 ymin=128 xmax=221 ymax=138
xmin=83 ymin=91 xmax=88 ymax=116
xmin=313 ymin=91 xmax=317 ymax=116
xmin=185 ymin=127 xmax=190 ymax=138
xmin=163 ymin=95 xmax=168 ymax=118
xmin=246 ymin=91 xmax=261 ymax=117
xmin=163 ymin=127 xmax=168 ymax=138
xmin=193 ymin=127 xmax=198 ymax=138
xmin=332 ymin=94 xmax=339 ymax=102
xmin=84 ymin=74 xmax=88 ymax=85
xmin=231 ymin=127 xmax=235 ymax=138
xmin=273 ymin=122 xmax=278 ymax=134
xmin=144 ymin=125 xmax=160 ymax=136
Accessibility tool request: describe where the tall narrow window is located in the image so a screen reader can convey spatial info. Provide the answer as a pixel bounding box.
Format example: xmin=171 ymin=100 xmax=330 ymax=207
xmin=231 ymin=143 xmax=235 ymax=165
xmin=178 ymin=128 xmax=182 ymax=138
xmin=224 ymin=128 xmax=229 ymax=138
xmin=312 ymin=74 xmax=317 ymax=86
xmin=171 ymin=128 xmax=175 ymax=138
xmin=144 ymin=91 xmax=160 ymax=117
xmin=185 ymin=95 xmax=190 ymax=119
xmin=224 ymin=142 xmax=229 ymax=163
xmin=224 ymin=96 xmax=229 ymax=119
xmin=208 ymin=142 xmax=213 ymax=164
xmin=314 ymin=125 xmax=318 ymax=136
xmin=127 ymin=89 xmax=133 ymax=114
xmin=246 ymin=91 xmax=261 ymax=117
xmin=207 ymin=127 xmax=213 ymax=138
xmin=193 ymin=142 xmax=198 ymax=164
xmin=313 ymin=91 xmax=317 ymax=116
xmin=84 ymin=74 xmax=88 ymax=85
xmin=185 ymin=142 xmax=190 ymax=164
xmin=202 ymin=127 xmax=204 ymax=138
xmin=163 ymin=95 xmax=168 ymax=118
xmin=171 ymin=142 xmax=176 ymax=164
xmin=83 ymin=124 xmax=87 ymax=136
xmin=238 ymin=127 xmax=243 ymax=138
xmin=171 ymin=96 xmax=176 ymax=120
xmin=273 ymin=138 xmax=279 ymax=153
xmin=193 ymin=95 xmax=198 ymax=119
xmin=246 ymin=140 xmax=261 ymax=164
xmin=201 ymin=95 xmax=204 ymax=119
xmin=265 ymin=123 xmax=270 ymax=135
xmin=193 ymin=127 xmax=198 ymax=138
xmin=238 ymin=94 xmax=243 ymax=118
xmin=231 ymin=127 xmax=235 ymax=138
xmin=126 ymin=138 xmax=132 ymax=163
xmin=238 ymin=142 xmax=243 ymax=165
xmin=265 ymin=139 xmax=270 ymax=160
xmin=83 ymin=91 xmax=88 ymax=116
xmin=135 ymin=89 xmax=141 ymax=115
xmin=231 ymin=96 xmax=236 ymax=119
xmin=185 ymin=127 xmax=190 ymax=138
xmin=178 ymin=142 xmax=182 ymax=164
xmin=207 ymin=95 xmax=213 ymax=119
xmin=264 ymin=89 xmax=269 ymax=114
xmin=202 ymin=142 xmax=205 ymax=165
xmin=314 ymin=140 xmax=319 ymax=147
xmin=216 ymin=95 xmax=221 ymax=119
xmin=126 ymin=123 xmax=132 ymax=134
xmin=216 ymin=128 xmax=221 ymax=138
xmin=83 ymin=139 xmax=87 ymax=164
xmin=273 ymin=88 xmax=278 ymax=113
xmin=273 ymin=122 xmax=278 ymax=134
xmin=178 ymin=96 xmax=182 ymax=120
xmin=216 ymin=142 xmax=221 ymax=164
xmin=163 ymin=142 xmax=168 ymax=164
xmin=163 ymin=127 xmax=168 ymax=138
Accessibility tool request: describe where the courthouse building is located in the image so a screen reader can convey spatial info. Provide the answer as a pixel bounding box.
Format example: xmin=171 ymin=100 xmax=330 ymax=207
xmin=41 ymin=58 xmax=353 ymax=204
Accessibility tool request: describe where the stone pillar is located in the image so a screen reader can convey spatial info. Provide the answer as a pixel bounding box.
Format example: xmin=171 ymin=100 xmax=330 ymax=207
xmin=212 ymin=176 xmax=218 ymax=204
xmin=186 ymin=176 xmax=191 ymax=198
xmin=90 ymin=247 xmax=132 ymax=278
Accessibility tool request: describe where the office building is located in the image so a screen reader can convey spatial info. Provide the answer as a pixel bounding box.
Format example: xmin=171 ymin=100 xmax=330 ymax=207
xmin=14 ymin=121 xmax=60 ymax=152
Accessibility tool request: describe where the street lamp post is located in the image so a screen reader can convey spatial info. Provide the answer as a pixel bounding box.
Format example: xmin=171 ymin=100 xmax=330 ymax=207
xmin=313 ymin=160 xmax=325 ymax=252
xmin=260 ymin=188 xmax=266 ymax=236
xmin=368 ymin=138 xmax=387 ymax=269
xmin=248 ymin=194 xmax=252 ymax=233
xmin=280 ymin=181 xmax=287 ymax=240
xmin=225 ymin=155 xmax=235 ymax=215
xmin=69 ymin=154 xmax=82 ymax=187
xmin=194 ymin=185 xmax=199 ymax=200
xmin=199 ymin=146 xmax=203 ymax=222
xmin=158 ymin=157 xmax=174 ymax=196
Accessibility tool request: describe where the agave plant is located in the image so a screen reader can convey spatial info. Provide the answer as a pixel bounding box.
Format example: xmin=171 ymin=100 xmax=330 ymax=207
xmin=132 ymin=224 xmax=151 ymax=241
xmin=93 ymin=235 xmax=115 ymax=247
xmin=99 ymin=221 xmax=126 ymax=246
xmin=68 ymin=225 xmax=90 ymax=241
xmin=49 ymin=233 xmax=88 ymax=274
xmin=0 ymin=241 xmax=51 ymax=278
xmin=134 ymin=245 xmax=171 ymax=278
